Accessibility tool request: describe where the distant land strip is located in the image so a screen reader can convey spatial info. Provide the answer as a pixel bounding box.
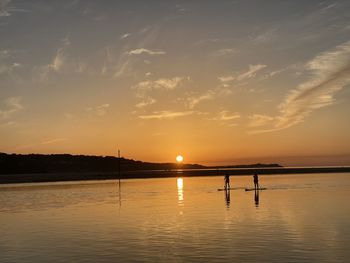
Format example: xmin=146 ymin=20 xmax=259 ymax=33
xmin=1 ymin=166 xmax=350 ymax=184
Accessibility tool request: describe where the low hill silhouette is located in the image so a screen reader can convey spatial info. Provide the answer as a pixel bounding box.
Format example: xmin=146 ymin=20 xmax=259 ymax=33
xmin=0 ymin=152 xmax=281 ymax=174
xmin=0 ymin=153 xmax=204 ymax=174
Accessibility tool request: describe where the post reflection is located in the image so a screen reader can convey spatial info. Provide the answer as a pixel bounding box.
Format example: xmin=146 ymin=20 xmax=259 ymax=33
xmin=115 ymin=180 xmax=122 ymax=209
xmin=177 ymin=178 xmax=184 ymax=205
xmin=118 ymin=183 xmax=121 ymax=207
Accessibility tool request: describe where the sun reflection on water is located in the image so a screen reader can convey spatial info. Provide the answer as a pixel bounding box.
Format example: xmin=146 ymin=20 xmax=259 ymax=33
xmin=177 ymin=178 xmax=184 ymax=205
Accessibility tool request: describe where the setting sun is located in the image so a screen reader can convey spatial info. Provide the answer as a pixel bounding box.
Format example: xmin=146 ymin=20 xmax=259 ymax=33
xmin=176 ymin=155 xmax=184 ymax=163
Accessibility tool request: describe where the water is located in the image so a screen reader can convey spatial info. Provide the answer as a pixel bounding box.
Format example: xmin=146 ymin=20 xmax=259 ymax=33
xmin=0 ymin=173 xmax=349 ymax=262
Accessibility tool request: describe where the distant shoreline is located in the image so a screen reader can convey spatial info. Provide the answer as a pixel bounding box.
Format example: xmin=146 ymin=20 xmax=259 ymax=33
xmin=1 ymin=166 xmax=349 ymax=184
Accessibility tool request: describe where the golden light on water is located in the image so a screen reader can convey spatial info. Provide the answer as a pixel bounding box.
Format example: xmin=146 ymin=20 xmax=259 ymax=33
xmin=177 ymin=178 xmax=183 ymax=189
xmin=176 ymin=155 xmax=184 ymax=163
xmin=177 ymin=178 xmax=184 ymax=204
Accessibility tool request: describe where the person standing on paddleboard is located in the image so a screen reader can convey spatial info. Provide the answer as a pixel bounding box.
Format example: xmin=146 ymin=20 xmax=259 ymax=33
xmin=253 ymin=173 xmax=259 ymax=190
xmin=224 ymin=173 xmax=230 ymax=190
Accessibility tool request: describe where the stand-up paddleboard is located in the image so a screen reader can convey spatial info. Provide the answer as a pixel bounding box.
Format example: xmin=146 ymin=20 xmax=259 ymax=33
xmin=217 ymin=187 xmax=242 ymax=191
xmin=245 ymin=187 xmax=267 ymax=191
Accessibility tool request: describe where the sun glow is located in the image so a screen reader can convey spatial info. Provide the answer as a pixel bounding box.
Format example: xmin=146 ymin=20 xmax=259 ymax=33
xmin=176 ymin=155 xmax=183 ymax=163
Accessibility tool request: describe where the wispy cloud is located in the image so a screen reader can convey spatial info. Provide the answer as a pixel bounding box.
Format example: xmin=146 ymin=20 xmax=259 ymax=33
xmin=138 ymin=110 xmax=194 ymax=120
xmin=112 ymin=45 xmax=143 ymax=78
xmin=0 ymin=0 xmax=11 ymax=17
xmin=213 ymin=110 xmax=241 ymax=121
xmin=40 ymin=138 xmax=67 ymax=145
xmin=187 ymin=90 xmax=215 ymax=109
xmin=0 ymin=49 xmax=10 ymax=58
xmin=35 ymin=47 xmax=65 ymax=81
xmin=86 ymin=103 xmax=110 ymax=116
xmin=248 ymin=114 xmax=274 ymax=127
xmin=0 ymin=120 xmax=18 ymax=128
xmin=0 ymin=61 xmax=21 ymax=75
xmin=209 ymin=111 xmax=241 ymax=126
xmin=213 ymin=48 xmax=237 ymax=57
xmin=258 ymin=64 xmax=302 ymax=82
xmin=251 ymin=40 xmax=350 ymax=133
xmin=250 ymin=27 xmax=279 ymax=44
xmin=155 ymin=77 xmax=187 ymax=89
xmin=120 ymin=33 xmax=131 ymax=40
xmin=218 ymin=75 xmax=235 ymax=83
xmin=113 ymin=58 xmax=133 ymax=78
xmin=111 ymin=26 xmax=163 ymax=78
xmin=236 ymin=64 xmax=267 ymax=81
xmin=51 ymin=48 xmax=65 ymax=71
xmin=276 ymin=41 xmax=350 ymax=129
xmin=134 ymin=77 xmax=187 ymax=93
xmin=0 ymin=49 xmax=21 ymax=78
xmin=0 ymin=0 xmax=29 ymax=18
xmin=34 ymin=36 xmax=87 ymax=80
xmin=14 ymin=137 xmax=68 ymax=150
xmin=135 ymin=97 xmax=156 ymax=108
xmin=218 ymin=64 xmax=267 ymax=84
xmin=133 ymin=76 xmax=189 ymax=107
xmin=268 ymin=68 xmax=288 ymax=77
xmin=193 ymin=38 xmax=220 ymax=46
xmin=0 ymin=96 xmax=23 ymax=120
xmin=127 ymin=48 xmax=166 ymax=56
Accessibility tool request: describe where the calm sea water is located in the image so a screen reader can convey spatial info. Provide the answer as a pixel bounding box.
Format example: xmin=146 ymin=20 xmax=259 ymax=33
xmin=0 ymin=173 xmax=349 ymax=262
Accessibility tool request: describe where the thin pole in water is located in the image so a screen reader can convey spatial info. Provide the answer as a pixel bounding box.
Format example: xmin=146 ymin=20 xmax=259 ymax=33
xmin=117 ymin=148 xmax=122 ymax=207
xmin=118 ymin=149 xmax=121 ymax=184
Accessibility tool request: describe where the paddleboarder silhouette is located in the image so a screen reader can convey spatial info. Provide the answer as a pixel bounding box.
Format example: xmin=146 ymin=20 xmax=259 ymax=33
xmin=253 ymin=173 xmax=259 ymax=190
xmin=224 ymin=173 xmax=230 ymax=190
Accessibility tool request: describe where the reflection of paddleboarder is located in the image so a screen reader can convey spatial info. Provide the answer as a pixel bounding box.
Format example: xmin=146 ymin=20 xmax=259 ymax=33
xmin=225 ymin=189 xmax=230 ymax=208
xmin=254 ymin=190 xmax=259 ymax=207
xmin=253 ymin=173 xmax=259 ymax=190
xmin=224 ymin=173 xmax=230 ymax=189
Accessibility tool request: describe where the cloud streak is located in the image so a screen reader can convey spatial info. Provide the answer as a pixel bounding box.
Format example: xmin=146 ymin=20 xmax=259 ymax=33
xmin=276 ymin=41 xmax=350 ymax=129
xmin=248 ymin=114 xmax=274 ymax=127
xmin=187 ymin=90 xmax=215 ymax=109
xmin=86 ymin=103 xmax=110 ymax=116
xmin=40 ymin=138 xmax=67 ymax=145
xmin=0 ymin=49 xmax=21 ymax=78
xmin=135 ymin=97 xmax=156 ymax=108
xmin=35 ymin=47 xmax=66 ymax=81
xmin=209 ymin=111 xmax=241 ymax=126
xmin=213 ymin=48 xmax=237 ymax=57
xmin=218 ymin=64 xmax=267 ymax=84
xmin=127 ymin=48 xmax=166 ymax=56
xmin=0 ymin=0 xmax=11 ymax=17
xmin=0 ymin=0 xmax=30 ymax=17
xmin=120 ymin=33 xmax=131 ymax=40
xmin=133 ymin=76 xmax=189 ymax=108
xmin=251 ymin=40 xmax=350 ymax=133
xmin=138 ymin=110 xmax=193 ymax=120
xmin=0 ymin=96 xmax=23 ymax=120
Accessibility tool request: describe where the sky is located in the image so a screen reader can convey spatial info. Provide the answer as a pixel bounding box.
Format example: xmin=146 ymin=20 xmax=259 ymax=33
xmin=1 ymin=0 xmax=350 ymax=166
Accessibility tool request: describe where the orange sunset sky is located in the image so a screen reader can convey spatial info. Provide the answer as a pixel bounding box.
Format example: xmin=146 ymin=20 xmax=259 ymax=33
xmin=1 ymin=0 xmax=350 ymax=166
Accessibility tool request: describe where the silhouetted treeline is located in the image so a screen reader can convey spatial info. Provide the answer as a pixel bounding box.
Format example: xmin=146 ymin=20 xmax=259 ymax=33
xmin=0 ymin=153 xmax=204 ymax=174
xmin=0 ymin=153 xmax=284 ymax=175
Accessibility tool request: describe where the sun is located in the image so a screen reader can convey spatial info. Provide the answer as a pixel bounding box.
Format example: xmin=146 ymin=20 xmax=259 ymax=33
xmin=176 ymin=155 xmax=184 ymax=163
